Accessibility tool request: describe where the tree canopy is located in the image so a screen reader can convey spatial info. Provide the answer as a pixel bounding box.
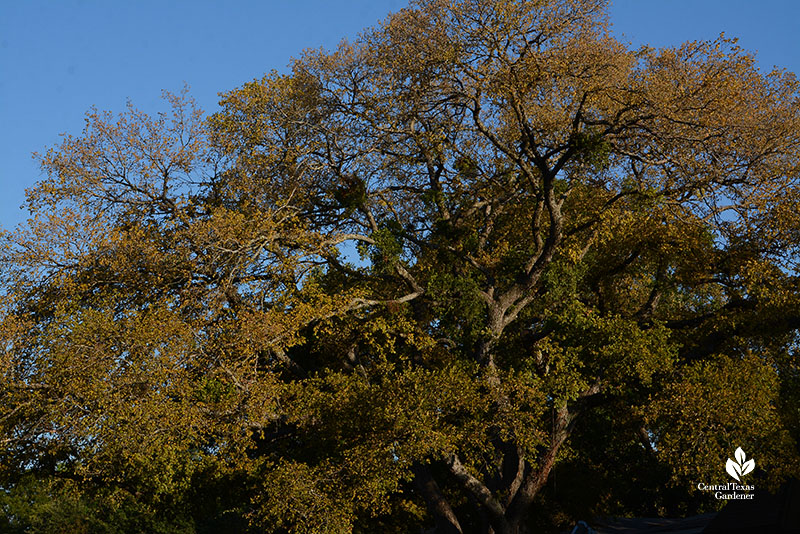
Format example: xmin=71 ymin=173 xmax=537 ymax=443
xmin=3 ymin=0 xmax=800 ymax=532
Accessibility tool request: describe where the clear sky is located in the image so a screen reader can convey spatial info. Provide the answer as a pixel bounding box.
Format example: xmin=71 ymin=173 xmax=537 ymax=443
xmin=2 ymin=0 xmax=799 ymax=231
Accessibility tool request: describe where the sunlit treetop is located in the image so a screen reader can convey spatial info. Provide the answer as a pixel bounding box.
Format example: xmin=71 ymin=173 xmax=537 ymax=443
xmin=2 ymin=1 xmax=800 ymax=533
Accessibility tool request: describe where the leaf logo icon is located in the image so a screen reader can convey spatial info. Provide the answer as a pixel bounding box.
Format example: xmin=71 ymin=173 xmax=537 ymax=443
xmin=726 ymin=447 xmax=755 ymax=481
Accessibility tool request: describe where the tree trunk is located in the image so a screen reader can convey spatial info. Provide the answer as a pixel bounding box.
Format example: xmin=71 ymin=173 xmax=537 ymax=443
xmin=413 ymin=463 xmax=464 ymax=534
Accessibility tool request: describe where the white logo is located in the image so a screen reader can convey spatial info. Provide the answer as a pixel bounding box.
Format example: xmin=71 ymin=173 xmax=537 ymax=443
xmin=725 ymin=447 xmax=755 ymax=482
xmin=696 ymin=447 xmax=756 ymax=500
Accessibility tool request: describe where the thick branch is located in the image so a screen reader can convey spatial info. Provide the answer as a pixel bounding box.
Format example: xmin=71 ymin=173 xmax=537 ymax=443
xmin=412 ymin=463 xmax=464 ymax=534
xmin=507 ymin=382 xmax=601 ymax=523
xmin=447 ymin=454 xmax=511 ymax=534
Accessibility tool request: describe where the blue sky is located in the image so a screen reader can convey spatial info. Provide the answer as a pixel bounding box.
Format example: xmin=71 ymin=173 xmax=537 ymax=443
xmin=2 ymin=0 xmax=799 ymax=231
